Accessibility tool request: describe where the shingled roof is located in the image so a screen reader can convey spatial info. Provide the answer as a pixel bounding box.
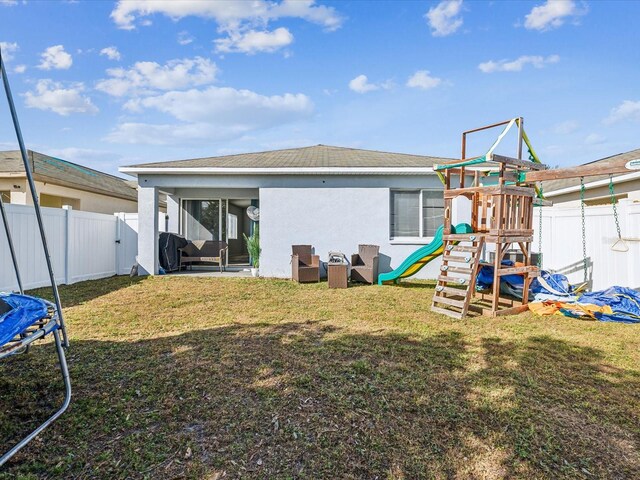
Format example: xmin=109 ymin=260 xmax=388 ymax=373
xmin=123 ymin=144 xmax=453 ymax=170
xmin=542 ymin=148 xmax=640 ymax=193
xmin=0 ymin=150 xmax=137 ymax=201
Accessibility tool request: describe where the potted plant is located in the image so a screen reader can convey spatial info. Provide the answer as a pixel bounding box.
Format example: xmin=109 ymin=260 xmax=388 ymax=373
xmin=243 ymin=225 xmax=260 ymax=277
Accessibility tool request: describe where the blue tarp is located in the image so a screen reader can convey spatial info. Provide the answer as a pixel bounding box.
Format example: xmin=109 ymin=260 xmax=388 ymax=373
xmin=578 ymin=287 xmax=640 ymax=324
xmin=477 ymin=262 xmax=575 ymax=300
xmin=477 ymin=265 xmax=640 ymax=324
xmin=0 ymin=293 xmax=51 ymax=347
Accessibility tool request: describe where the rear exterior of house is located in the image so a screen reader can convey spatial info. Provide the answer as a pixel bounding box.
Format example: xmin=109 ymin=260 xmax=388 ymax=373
xmin=0 ymin=150 xmax=140 ymax=214
xmin=121 ymin=145 xmax=464 ymax=279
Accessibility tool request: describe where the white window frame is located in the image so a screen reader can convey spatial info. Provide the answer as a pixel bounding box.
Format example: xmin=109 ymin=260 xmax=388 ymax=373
xmin=390 ymin=189 xmax=443 ymax=244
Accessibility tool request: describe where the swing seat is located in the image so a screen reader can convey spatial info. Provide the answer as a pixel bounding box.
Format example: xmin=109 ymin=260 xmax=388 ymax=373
xmin=0 ymin=294 xmax=59 ymax=357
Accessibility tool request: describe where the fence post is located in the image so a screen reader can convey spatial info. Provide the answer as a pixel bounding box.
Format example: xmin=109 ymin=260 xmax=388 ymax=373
xmin=114 ymin=212 xmax=124 ymax=276
xmin=63 ymin=205 xmax=72 ymax=285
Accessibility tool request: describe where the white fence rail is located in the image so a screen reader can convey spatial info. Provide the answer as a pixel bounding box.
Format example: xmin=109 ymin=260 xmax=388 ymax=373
xmin=0 ymin=204 xmax=165 ymax=292
xmin=2 ymin=201 xmax=638 ymax=293
xmin=534 ymin=199 xmax=640 ymax=291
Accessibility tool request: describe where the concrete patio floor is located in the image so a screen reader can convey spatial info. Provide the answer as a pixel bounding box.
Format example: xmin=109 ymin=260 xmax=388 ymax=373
xmin=169 ymin=266 xmax=254 ymax=278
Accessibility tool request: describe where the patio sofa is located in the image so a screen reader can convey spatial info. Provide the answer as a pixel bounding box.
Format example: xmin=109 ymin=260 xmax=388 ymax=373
xmin=291 ymin=245 xmax=320 ymax=283
xmin=351 ymin=244 xmax=379 ymax=284
xmin=179 ymin=240 xmax=228 ymax=272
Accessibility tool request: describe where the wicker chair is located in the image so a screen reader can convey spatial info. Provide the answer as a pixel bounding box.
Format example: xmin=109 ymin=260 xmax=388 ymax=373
xmin=351 ymin=244 xmax=379 ymax=284
xmin=291 ymin=245 xmax=320 ymax=283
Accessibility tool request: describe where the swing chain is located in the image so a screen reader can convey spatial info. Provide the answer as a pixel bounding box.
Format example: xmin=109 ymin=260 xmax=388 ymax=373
xmin=580 ymin=177 xmax=588 ymax=283
xmin=609 ymin=175 xmax=622 ymax=240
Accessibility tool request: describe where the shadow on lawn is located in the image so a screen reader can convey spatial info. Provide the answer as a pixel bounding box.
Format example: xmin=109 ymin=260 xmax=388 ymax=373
xmin=28 ymin=276 xmax=146 ymax=308
xmin=1 ymin=322 xmax=638 ymax=479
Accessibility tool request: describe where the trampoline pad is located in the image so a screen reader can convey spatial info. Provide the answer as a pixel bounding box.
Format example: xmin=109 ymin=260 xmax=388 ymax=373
xmin=0 ymin=293 xmax=51 ymax=347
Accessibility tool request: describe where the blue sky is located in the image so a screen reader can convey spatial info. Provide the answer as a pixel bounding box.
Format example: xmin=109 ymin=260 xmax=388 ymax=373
xmin=0 ymin=0 xmax=638 ymax=176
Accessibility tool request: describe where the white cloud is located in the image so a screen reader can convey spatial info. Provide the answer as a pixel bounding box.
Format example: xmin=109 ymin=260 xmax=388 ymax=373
xmin=106 ymin=122 xmax=250 ymax=145
xmin=603 ymin=100 xmax=640 ymax=125
xmin=524 ymin=0 xmax=585 ymax=31
xmin=406 ymin=70 xmax=442 ymax=90
xmin=24 ymin=80 xmax=98 ymax=116
xmin=100 ymin=46 xmax=121 ymax=61
xmin=107 ymin=86 xmax=313 ymax=145
xmin=110 ymin=0 xmax=344 ymax=31
xmin=348 ymin=74 xmax=381 ymax=94
xmin=0 ymin=41 xmax=18 ymax=62
xmin=96 ymin=57 xmax=218 ymax=97
xmin=123 ymin=86 xmax=312 ymax=123
xmin=1 ymin=0 xmax=18 ymax=6
xmin=552 ymin=120 xmax=579 ymax=134
xmin=584 ymin=133 xmax=605 ymax=145
xmin=178 ymin=31 xmax=194 ymax=45
xmin=215 ymin=27 xmax=293 ymax=54
xmin=38 ymin=45 xmax=73 ymax=70
xmin=478 ymin=54 xmax=559 ymax=73
xmin=425 ymin=0 xmax=463 ymax=37
xmin=13 ymin=64 xmax=26 ymax=73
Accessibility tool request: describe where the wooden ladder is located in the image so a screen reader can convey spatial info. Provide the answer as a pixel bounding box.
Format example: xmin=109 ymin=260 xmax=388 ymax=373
xmin=431 ymin=234 xmax=484 ymax=319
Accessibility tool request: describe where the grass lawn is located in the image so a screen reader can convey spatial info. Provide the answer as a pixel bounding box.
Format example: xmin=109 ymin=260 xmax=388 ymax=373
xmin=1 ymin=276 xmax=639 ymax=479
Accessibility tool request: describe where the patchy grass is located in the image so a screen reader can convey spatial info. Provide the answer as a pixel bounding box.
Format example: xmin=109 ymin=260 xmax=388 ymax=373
xmin=1 ymin=276 xmax=639 ymax=479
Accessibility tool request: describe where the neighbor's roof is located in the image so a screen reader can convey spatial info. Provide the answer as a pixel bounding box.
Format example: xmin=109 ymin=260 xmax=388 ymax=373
xmin=120 ymin=145 xmax=454 ymax=174
xmin=542 ymin=148 xmax=640 ymax=195
xmin=0 ymin=150 xmax=138 ymax=201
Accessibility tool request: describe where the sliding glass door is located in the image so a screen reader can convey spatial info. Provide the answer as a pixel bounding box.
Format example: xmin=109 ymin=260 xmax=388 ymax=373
xmin=181 ymin=199 xmax=227 ymax=241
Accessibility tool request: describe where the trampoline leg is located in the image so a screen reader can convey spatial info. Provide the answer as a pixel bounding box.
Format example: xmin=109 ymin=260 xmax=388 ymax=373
xmin=0 ymin=330 xmax=72 ymax=467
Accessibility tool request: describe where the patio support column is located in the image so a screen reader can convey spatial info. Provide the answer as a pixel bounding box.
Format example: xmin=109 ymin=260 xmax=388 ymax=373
xmin=167 ymin=194 xmax=180 ymax=233
xmin=138 ymin=185 xmax=159 ymax=275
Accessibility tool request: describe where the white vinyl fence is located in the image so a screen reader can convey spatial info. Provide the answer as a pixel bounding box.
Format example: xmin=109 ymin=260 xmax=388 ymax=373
xmin=0 ymin=204 xmax=165 ymax=292
xmin=534 ymin=199 xmax=640 ymax=291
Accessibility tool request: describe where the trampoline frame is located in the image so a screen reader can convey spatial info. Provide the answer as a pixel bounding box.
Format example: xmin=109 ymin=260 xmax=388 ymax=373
xmin=0 ymin=45 xmax=71 ymax=467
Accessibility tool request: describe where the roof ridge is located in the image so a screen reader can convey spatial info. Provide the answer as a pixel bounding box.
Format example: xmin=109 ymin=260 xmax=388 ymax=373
xmin=29 ymin=150 xmax=133 ymax=183
xmin=124 ymin=144 xmax=457 ymax=168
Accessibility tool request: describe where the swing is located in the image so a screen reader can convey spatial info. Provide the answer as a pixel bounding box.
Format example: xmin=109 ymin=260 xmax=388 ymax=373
xmin=534 ymin=179 xmax=589 ymax=295
xmin=0 ymin=46 xmax=71 ymax=467
xmin=607 ymin=175 xmax=640 ymax=252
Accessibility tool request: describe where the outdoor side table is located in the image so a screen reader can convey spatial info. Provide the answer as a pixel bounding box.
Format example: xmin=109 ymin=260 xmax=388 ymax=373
xmin=327 ymin=263 xmax=348 ymax=289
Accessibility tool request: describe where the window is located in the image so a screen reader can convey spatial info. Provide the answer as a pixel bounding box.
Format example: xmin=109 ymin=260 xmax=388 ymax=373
xmin=0 ymin=191 xmax=10 ymax=204
xmin=390 ymin=190 xmax=444 ymax=239
xmin=181 ymin=199 xmax=227 ymax=241
xmin=227 ymin=213 xmax=238 ymax=240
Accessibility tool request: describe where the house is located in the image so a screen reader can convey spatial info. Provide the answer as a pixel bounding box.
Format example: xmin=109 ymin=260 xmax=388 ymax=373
xmin=1 ymin=150 xmax=141 ymax=214
xmin=541 ymin=148 xmax=640 ymax=206
xmin=120 ymin=145 xmax=464 ymax=278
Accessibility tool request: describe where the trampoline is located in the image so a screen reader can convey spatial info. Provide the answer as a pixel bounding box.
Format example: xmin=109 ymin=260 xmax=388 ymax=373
xmin=0 ymin=44 xmax=71 ymax=467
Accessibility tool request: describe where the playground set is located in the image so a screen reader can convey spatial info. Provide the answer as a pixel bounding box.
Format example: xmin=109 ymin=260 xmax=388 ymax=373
xmin=380 ymin=117 xmax=639 ymax=320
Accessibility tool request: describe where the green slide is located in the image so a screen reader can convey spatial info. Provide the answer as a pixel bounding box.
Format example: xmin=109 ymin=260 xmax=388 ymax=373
xmin=378 ymin=223 xmax=473 ymax=285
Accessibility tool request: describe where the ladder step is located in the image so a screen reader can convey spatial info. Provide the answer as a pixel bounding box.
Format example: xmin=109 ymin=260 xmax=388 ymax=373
xmin=431 ymin=305 xmax=463 ymax=319
xmin=433 ymin=296 xmax=466 ymax=308
xmin=435 ymin=285 xmax=469 ymax=296
xmin=437 ymin=275 xmax=468 ymax=285
xmin=448 ymin=245 xmax=479 ymax=253
xmin=444 ymin=234 xmax=477 ymax=241
xmin=440 ymin=265 xmax=472 ymax=275
xmin=443 ymin=254 xmax=473 ymax=264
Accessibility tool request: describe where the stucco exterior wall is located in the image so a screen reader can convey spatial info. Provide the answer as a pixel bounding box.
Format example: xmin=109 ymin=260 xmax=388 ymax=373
xmin=260 ymin=187 xmax=470 ymax=280
xmin=0 ymin=177 xmax=139 ymax=214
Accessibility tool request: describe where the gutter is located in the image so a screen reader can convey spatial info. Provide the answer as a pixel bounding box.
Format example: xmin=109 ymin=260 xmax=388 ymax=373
xmin=544 ymin=171 xmax=640 ymax=197
xmin=119 ymin=166 xmax=438 ymax=176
